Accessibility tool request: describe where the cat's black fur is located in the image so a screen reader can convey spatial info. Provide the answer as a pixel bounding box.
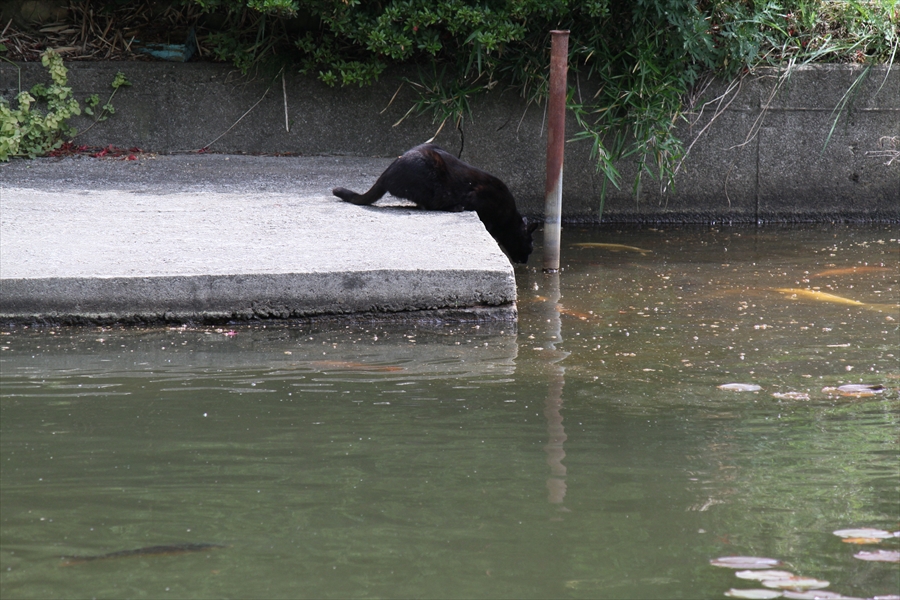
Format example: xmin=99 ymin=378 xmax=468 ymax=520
xmin=333 ymin=144 xmax=538 ymax=264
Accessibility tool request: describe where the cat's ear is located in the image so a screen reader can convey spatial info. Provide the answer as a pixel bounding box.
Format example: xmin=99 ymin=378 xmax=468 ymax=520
xmin=526 ymin=220 xmax=539 ymax=234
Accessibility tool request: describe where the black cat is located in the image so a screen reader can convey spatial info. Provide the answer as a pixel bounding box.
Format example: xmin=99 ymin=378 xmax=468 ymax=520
xmin=333 ymin=144 xmax=538 ymax=264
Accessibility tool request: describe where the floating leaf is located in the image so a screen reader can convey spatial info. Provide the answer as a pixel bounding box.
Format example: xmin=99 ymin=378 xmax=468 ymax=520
xmin=853 ymin=550 xmax=900 ymax=563
xmin=725 ymin=589 xmax=783 ymax=599
xmin=772 ymin=392 xmax=810 ymax=400
xmin=832 ymin=528 xmax=893 ymax=539
xmin=761 ymin=577 xmax=829 ymax=590
xmin=736 ymin=570 xmax=796 ymax=581
xmin=711 ymin=557 xmax=784 ymax=569
xmin=718 ymin=384 xmax=762 ymax=392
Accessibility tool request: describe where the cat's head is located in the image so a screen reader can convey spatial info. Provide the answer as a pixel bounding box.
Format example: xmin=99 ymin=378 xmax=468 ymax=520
xmin=500 ymin=218 xmax=539 ymax=264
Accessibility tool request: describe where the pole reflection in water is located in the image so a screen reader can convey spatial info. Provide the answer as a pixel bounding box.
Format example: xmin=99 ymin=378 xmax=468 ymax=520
xmin=535 ymin=271 xmax=570 ymax=508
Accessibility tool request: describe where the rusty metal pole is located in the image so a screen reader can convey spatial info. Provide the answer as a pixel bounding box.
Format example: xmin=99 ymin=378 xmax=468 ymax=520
xmin=543 ymin=30 xmax=569 ymax=273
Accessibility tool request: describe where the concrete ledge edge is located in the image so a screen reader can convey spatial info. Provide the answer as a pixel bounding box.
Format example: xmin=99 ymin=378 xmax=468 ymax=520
xmin=0 ymin=303 xmax=518 ymax=328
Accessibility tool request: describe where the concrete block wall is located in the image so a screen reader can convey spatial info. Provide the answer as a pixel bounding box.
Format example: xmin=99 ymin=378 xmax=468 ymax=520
xmin=2 ymin=61 xmax=897 ymax=222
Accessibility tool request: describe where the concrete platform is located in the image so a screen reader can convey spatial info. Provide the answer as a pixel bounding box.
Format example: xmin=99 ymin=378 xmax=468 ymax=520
xmin=0 ymin=154 xmax=518 ymax=324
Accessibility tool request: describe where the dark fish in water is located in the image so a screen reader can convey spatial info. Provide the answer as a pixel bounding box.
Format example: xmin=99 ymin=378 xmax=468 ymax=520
xmin=60 ymin=542 xmax=226 ymax=566
xmin=572 ymin=243 xmax=653 ymax=254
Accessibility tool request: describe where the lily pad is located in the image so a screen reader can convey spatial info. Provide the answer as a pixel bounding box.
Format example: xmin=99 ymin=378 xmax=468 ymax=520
xmin=718 ymin=383 xmax=762 ymax=392
xmin=853 ymin=549 xmax=900 ymax=563
xmin=832 ymin=528 xmax=893 ymax=539
xmin=725 ymin=589 xmax=783 ymax=599
xmin=761 ymin=577 xmax=829 ymax=590
xmin=736 ymin=571 xmax=796 ymax=581
xmin=711 ymin=557 xmax=784 ymax=569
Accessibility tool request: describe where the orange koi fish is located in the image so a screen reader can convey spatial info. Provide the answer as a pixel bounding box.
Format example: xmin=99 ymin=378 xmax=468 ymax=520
xmin=812 ymin=266 xmax=891 ymax=277
xmin=773 ymin=288 xmax=866 ymax=306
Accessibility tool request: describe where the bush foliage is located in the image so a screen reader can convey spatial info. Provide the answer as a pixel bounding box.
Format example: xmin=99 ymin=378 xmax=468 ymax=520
xmin=0 ymin=50 xmax=131 ymax=161
xmin=3 ymin=1 xmax=895 ymax=188
xmin=190 ymin=0 xmax=897 ymax=196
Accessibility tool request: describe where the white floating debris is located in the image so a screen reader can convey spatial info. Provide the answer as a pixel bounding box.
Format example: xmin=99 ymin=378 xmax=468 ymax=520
xmin=822 ymin=384 xmax=885 ymax=397
xmin=718 ymin=383 xmax=762 ymax=392
xmin=725 ymin=589 xmax=783 ymax=599
xmin=711 ymin=557 xmax=784 ymax=569
xmin=853 ymin=550 xmax=900 ymax=563
xmin=771 ymin=392 xmax=810 ymax=400
xmin=832 ymin=528 xmax=893 ymax=539
xmin=761 ymin=577 xmax=829 ymax=590
xmin=736 ymin=570 xmax=796 ymax=581
xmin=836 ymin=384 xmax=883 ymax=393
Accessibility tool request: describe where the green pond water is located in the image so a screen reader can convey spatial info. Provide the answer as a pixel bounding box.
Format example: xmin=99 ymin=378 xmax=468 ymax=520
xmin=1 ymin=226 xmax=898 ymax=599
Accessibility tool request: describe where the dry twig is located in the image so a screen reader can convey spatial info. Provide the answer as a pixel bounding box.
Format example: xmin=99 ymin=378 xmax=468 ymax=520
xmin=3 ymin=0 xmax=206 ymax=62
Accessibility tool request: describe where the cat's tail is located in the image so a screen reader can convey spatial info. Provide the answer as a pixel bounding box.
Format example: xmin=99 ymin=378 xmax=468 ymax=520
xmin=333 ymin=182 xmax=386 ymax=206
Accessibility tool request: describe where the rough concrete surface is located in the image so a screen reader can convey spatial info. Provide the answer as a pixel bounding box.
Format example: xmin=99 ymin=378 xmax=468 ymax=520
xmin=1 ymin=61 xmax=896 ymax=222
xmin=0 ymin=155 xmax=518 ymax=324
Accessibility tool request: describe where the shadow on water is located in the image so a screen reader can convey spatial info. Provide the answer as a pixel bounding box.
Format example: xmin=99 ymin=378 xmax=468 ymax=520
xmin=0 ymin=225 xmax=898 ymax=599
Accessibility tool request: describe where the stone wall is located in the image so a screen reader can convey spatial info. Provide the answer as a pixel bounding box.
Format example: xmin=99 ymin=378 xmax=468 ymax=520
xmin=2 ymin=61 xmax=898 ymax=222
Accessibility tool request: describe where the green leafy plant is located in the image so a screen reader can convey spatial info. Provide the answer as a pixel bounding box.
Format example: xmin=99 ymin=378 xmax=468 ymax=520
xmin=76 ymin=71 xmax=132 ymax=138
xmin=0 ymin=50 xmax=130 ymax=161
xmin=0 ymin=50 xmax=80 ymax=160
xmin=190 ymin=0 xmax=898 ymax=211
